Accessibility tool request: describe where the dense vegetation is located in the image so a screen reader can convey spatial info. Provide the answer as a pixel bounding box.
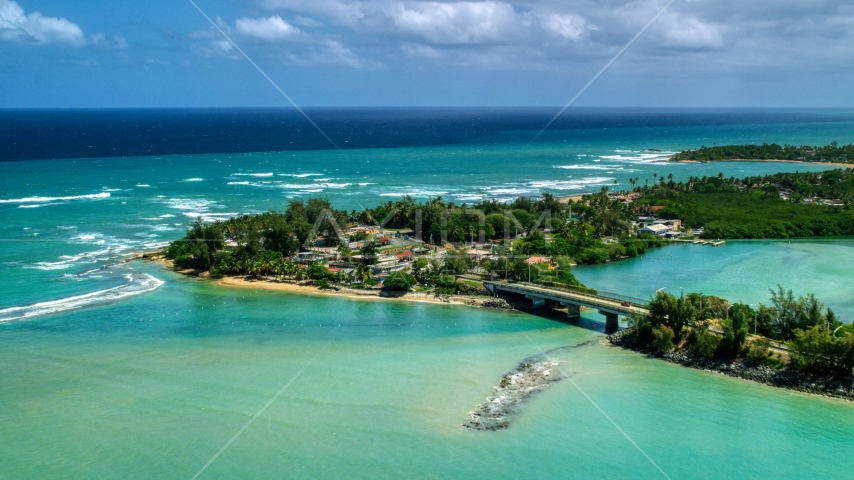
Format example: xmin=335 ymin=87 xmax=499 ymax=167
xmin=163 ymin=193 xmax=618 ymax=293
xmin=166 ymin=188 xmax=667 ymax=279
xmin=637 ymin=169 xmax=854 ymax=239
xmin=624 ymin=287 xmax=854 ymax=378
xmin=672 ymin=142 xmax=854 ymax=163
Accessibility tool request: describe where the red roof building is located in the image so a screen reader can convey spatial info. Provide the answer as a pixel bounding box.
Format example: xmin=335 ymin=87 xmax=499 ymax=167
xmin=525 ymin=256 xmax=550 ymax=265
xmin=394 ymin=251 xmax=415 ymax=262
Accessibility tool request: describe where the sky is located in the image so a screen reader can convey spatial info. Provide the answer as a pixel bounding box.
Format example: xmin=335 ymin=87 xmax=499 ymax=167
xmin=1 ymin=0 xmax=853 ymax=108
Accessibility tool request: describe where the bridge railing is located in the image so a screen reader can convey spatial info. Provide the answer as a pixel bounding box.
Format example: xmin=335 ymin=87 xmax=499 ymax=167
xmin=502 ymin=280 xmax=649 ymax=309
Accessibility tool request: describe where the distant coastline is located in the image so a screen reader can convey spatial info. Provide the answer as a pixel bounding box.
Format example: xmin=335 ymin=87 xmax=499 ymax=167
xmin=670 ymin=158 xmax=854 ymax=169
xmin=669 ymin=143 xmax=854 ymax=166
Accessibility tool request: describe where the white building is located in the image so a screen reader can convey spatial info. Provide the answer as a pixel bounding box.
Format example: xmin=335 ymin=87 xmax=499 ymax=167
xmin=638 ymin=224 xmax=672 ymax=236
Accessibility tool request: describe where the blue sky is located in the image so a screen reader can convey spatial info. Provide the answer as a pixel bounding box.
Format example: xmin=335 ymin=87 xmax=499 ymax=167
xmin=2 ymin=0 xmax=853 ymax=108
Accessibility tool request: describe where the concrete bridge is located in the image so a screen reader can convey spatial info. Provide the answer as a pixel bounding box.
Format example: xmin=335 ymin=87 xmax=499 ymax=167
xmin=483 ymin=280 xmax=649 ymax=330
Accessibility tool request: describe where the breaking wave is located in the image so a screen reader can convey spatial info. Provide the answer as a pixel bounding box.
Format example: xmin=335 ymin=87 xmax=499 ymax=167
xmin=0 ymin=273 xmax=163 ymax=323
xmin=29 ymin=234 xmax=133 ymax=270
xmin=527 ymin=177 xmax=615 ymax=190
xmin=598 ymin=151 xmax=675 ymax=164
xmin=0 ymin=192 xmax=110 ymax=204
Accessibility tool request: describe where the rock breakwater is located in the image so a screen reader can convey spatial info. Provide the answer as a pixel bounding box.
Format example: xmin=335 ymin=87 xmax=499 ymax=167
xmin=464 ymin=355 xmax=563 ymax=431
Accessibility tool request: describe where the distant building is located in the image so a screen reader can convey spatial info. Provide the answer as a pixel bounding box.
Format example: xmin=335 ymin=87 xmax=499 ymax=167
xmin=638 ymin=224 xmax=672 ymax=236
xmin=295 ymin=251 xmax=320 ymax=263
xmin=653 ymin=219 xmax=682 ymax=229
xmin=466 ymin=249 xmax=491 ymax=260
xmin=394 ymin=251 xmax=415 ymax=262
xmin=525 ymin=256 xmax=551 ymax=265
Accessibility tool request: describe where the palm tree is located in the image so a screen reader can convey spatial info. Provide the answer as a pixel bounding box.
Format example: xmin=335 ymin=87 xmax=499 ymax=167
xmin=354 ymin=263 xmax=373 ymax=284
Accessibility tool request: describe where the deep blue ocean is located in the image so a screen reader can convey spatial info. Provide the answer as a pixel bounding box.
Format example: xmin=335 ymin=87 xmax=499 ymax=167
xmin=4 ymin=107 xmax=854 ymax=161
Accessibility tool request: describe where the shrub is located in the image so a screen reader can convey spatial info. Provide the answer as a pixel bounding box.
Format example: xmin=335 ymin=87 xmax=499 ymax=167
xmin=744 ymin=338 xmax=771 ymax=366
xmin=316 ymin=278 xmax=330 ymax=289
xmin=689 ymin=327 xmax=720 ymax=360
xmin=651 ymin=326 xmax=675 ymax=354
xmin=435 ymin=275 xmax=462 ymax=295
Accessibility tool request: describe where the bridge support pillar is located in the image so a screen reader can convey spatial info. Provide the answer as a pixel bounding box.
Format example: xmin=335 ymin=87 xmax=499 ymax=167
xmin=526 ymin=295 xmax=546 ymax=308
xmin=601 ymin=312 xmax=619 ymax=330
xmin=562 ymin=303 xmax=581 ymax=319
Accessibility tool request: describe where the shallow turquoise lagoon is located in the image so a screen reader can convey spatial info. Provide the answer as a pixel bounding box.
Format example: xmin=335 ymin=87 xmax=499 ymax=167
xmin=2 ymin=261 xmax=854 ymax=479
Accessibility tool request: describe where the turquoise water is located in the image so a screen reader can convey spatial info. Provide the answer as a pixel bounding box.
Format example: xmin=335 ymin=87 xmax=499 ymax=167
xmin=573 ymin=240 xmax=854 ymax=316
xmin=2 ymin=116 xmax=854 ymax=478
xmin=2 ymin=262 xmax=853 ymax=478
xmin=0 ymin=141 xmax=838 ymax=309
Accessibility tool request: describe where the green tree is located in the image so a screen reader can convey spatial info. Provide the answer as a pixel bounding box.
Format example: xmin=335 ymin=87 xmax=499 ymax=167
xmin=719 ymin=303 xmax=751 ymax=357
xmin=790 ymin=326 xmax=854 ymax=376
xmin=648 ymin=291 xmax=695 ymax=344
xmin=360 ymin=241 xmax=378 ymax=265
xmin=353 ymin=263 xmax=374 ymax=284
xmin=383 ymin=271 xmax=417 ymax=291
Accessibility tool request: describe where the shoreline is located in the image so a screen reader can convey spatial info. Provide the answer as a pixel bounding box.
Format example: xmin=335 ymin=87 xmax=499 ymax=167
xmin=217 ymin=275 xmax=516 ymax=310
xmin=608 ymin=329 xmax=854 ymax=402
xmin=670 ymin=158 xmax=854 ymax=168
xmin=135 ymin=251 xmax=520 ymax=311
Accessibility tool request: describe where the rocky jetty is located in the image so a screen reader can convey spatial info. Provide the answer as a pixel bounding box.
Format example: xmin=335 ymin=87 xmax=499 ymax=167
xmin=608 ymin=329 xmax=854 ymax=401
xmin=464 ymin=354 xmax=563 ymax=431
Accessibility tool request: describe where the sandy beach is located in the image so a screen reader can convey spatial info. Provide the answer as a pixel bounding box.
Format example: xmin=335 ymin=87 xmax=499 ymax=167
xmin=217 ymin=275 xmax=513 ymax=309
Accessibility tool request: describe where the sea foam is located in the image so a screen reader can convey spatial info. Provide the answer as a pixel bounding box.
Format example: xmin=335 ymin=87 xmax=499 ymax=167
xmin=0 ymin=273 xmax=163 ymax=323
xmin=0 ymin=192 xmax=110 ymax=204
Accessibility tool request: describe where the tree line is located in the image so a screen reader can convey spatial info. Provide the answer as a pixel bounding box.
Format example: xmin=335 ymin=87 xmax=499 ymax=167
xmin=672 ymin=142 xmax=854 ymax=163
xmin=624 ymin=287 xmax=854 ymax=377
xmin=635 ymin=170 xmax=854 ymax=239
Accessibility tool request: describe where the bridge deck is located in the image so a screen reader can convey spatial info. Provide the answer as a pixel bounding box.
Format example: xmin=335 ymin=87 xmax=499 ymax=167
xmin=485 ymin=281 xmax=649 ymax=317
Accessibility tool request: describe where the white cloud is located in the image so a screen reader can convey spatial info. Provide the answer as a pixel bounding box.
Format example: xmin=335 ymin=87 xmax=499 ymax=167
xmin=262 ymin=0 xmax=537 ymax=44
xmin=226 ymin=0 xmax=854 ymax=74
xmin=655 ymin=13 xmax=724 ymax=49
xmin=294 ymin=16 xmax=323 ymax=28
xmin=384 ymin=1 xmax=523 ymax=44
xmin=90 ymin=33 xmax=128 ymax=49
xmin=0 ymin=0 xmax=85 ymax=46
xmin=235 ymin=15 xmax=303 ymax=42
xmin=286 ymin=39 xmax=384 ymax=68
xmin=539 ymin=12 xmax=592 ymax=41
